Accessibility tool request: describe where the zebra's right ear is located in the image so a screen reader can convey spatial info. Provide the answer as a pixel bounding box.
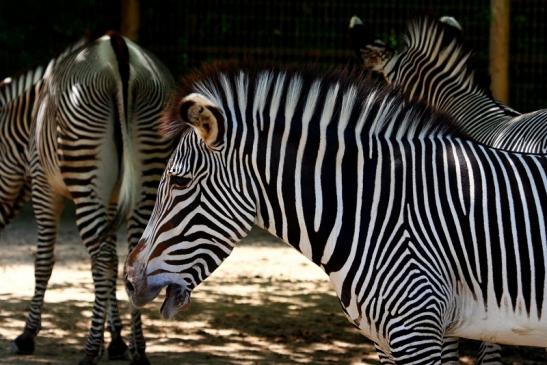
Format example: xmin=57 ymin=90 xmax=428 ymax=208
xmin=439 ymin=16 xmax=463 ymax=32
xmin=177 ymin=93 xmax=225 ymax=148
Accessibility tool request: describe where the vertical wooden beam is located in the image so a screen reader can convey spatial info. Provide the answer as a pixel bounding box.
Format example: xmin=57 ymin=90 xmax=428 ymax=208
xmin=121 ymin=0 xmax=140 ymax=41
xmin=489 ymin=0 xmax=510 ymax=103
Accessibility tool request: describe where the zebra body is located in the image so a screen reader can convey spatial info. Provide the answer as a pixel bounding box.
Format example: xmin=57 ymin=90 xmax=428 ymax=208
xmin=0 ymin=40 xmax=86 ymax=229
xmin=124 ymin=65 xmax=547 ymax=364
xmin=349 ymin=16 xmax=547 ymax=154
xmin=2 ymin=34 xmax=174 ymax=364
xmin=348 ymin=15 xmax=547 ymax=362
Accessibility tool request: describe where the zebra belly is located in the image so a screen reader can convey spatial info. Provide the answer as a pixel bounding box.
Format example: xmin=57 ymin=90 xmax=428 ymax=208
xmin=449 ymin=296 xmax=547 ymax=347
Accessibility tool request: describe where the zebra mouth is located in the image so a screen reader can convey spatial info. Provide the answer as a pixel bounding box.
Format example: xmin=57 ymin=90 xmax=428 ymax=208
xmin=160 ymin=284 xmax=191 ymax=319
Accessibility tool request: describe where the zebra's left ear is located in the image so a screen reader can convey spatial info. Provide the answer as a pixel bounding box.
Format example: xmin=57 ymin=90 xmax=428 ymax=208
xmin=178 ymin=93 xmax=225 ymax=147
xmin=348 ymin=16 xmax=393 ymax=73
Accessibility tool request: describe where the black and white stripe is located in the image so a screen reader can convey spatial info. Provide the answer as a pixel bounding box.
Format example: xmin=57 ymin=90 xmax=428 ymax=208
xmin=348 ymin=15 xmax=547 ymax=362
xmin=349 ymin=16 xmax=547 ymax=155
xmin=2 ymin=34 xmax=174 ymax=365
xmin=125 ymin=65 xmax=547 ymax=364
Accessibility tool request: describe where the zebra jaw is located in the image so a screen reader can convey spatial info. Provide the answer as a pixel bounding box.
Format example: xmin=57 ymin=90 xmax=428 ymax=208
xmin=160 ymin=284 xmax=191 ymax=319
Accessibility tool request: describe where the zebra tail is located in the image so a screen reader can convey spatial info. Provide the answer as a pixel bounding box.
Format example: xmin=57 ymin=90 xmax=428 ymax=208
xmin=109 ymin=32 xmax=140 ymax=220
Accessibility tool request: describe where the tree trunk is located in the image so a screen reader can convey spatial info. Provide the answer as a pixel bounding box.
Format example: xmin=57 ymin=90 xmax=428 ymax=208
xmin=489 ymin=0 xmax=510 ymax=104
xmin=121 ymin=0 xmax=140 ymax=41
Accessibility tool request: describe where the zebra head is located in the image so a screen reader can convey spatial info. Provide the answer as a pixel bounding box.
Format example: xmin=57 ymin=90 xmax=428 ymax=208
xmin=125 ymin=92 xmax=256 ymax=319
xmin=348 ymin=16 xmax=464 ymax=85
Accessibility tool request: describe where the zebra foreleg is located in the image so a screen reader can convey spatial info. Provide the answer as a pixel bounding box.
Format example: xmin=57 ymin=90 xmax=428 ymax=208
xmin=11 ymin=185 xmax=63 ymax=355
xmin=380 ymin=295 xmax=445 ymax=364
xmin=128 ymin=307 xmax=148 ymax=365
xmin=388 ymin=329 xmax=443 ymax=365
xmin=441 ymin=337 xmax=459 ymax=364
xmin=476 ymin=342 xmax=502 ymax=365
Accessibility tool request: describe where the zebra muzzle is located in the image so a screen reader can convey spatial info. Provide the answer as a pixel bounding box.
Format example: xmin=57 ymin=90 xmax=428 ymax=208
xmin=160 ymin=284 xmax=191 ymax=319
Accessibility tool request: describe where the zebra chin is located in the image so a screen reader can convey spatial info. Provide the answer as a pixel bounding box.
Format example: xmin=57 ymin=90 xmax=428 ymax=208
xmin=160 ymin=283 xmax=192 ymax=319
xmin=125 ymin=269 xmax=191 ymax=319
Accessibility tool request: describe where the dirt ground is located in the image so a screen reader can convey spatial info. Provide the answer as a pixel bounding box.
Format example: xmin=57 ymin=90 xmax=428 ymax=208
xmin=0 ymin=207 xmax=546 ymax=364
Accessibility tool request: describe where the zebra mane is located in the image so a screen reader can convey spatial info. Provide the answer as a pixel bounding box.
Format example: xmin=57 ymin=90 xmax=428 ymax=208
xmin=162 ymin=62 xmax=464 ymax=142
xmin=0 ymin=37 xmax=88 ymax=107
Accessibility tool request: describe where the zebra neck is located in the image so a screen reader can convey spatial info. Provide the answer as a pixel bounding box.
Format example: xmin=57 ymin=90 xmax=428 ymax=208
xmin=387 ymin=67 xmax=513 ymax=143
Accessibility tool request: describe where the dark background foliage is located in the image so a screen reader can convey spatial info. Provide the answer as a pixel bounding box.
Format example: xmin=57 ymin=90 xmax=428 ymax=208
xmin=0 ymin=0 xmax=545 ymax=111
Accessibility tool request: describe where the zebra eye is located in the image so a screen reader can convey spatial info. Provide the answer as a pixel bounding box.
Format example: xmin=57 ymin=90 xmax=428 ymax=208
xmin=169 ymin=174 xmax=192 ymax=189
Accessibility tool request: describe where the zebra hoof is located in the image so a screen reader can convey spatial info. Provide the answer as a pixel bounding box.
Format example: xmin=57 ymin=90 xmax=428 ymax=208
xmin=78 ymin=354 xmax=102 ymax=365
xmin=130 ymin=351 xmax=151 ymax=365
xmin=10 ymin=333 xmax=35 ymax=355
xmin=108 ymin=335 xmax=129 ymax=360
xmin=78 ymin=347 xmax=104 ymax=365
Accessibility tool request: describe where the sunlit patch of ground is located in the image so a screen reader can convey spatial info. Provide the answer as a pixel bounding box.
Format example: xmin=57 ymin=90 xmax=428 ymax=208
xmin=0 ymin=206 xmax=546 ymax=364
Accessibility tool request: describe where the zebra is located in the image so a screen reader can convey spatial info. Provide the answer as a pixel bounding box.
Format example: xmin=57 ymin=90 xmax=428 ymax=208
xmin=1 ymin=33 xmax=174 ymax=365
xmin=0 ymin=39 xmax=86 ymax=230
xmin=348 ymin=16 xmax=547 ymax=155
xmin=123 ymin=64 xmax=547 ymax=364
xmin=348 ymin=15 xmax=547 ymax=362
xmin=348 ymin=15 xmax=517 ymax=363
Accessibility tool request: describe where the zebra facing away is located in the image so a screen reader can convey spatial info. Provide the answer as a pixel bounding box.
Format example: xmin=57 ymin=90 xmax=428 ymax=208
xmin=1 ymin=33 xmax=174 ymax=364
xmin=348 ymin=16 xmax=547 ymax=155
xmin=124 ymin=64 xmax=547 ymax=364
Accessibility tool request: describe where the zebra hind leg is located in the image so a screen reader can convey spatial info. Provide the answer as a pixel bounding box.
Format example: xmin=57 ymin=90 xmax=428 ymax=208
xmin=126 ymin=214 xmax=151 ymax=365
xmin=103 ymin=231 xmax=130 ymax=360
xmin=78 ymin=240 xmax=118 ymax=365
xmin=11 ymin=186 xmax=62 ymax=355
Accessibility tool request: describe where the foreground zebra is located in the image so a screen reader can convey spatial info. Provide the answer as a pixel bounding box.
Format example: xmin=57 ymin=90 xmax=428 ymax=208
xmin=348 ymin=16 xmax=547 ymax=154
xmin=1 ymin=33 xmax=174 ymax=364
xmin=124 ymin=64 xmax=547 ymax=364
xmin=348 ymin=15 xmax=520 ymax=363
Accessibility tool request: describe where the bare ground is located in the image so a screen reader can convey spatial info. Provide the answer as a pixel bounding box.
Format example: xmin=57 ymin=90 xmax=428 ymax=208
xmin=0 ymin=206 xmax=545 ymax=364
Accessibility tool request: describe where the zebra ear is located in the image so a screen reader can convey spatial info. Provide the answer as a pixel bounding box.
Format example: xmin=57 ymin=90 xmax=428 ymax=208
xmin=348 ymin=16 xmax=392 ymax=73
xmin=348 ymin=15 xmax=376 ymax=59
xmin=439 ymin=16 xmax=463 ymax=32
xmin=178 ymin=93 xmax=225 ymax=147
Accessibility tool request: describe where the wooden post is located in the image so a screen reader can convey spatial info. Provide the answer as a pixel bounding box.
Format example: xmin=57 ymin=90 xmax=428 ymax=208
xmin=489 ymin=0 xmax=510 ymax=104
xmin=121 ymin=0 xmax=140 ymax=41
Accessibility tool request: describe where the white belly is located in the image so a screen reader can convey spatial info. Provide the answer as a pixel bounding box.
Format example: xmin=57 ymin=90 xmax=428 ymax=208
xmin=448 ymin=294 xmax=547 ymax=348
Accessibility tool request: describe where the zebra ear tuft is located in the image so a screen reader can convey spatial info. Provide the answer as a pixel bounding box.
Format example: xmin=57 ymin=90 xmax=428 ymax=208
xmin=160 ymin=93 xmax=225 ymax=146
xmin=177 ymin=93 xmax=225 ymax=147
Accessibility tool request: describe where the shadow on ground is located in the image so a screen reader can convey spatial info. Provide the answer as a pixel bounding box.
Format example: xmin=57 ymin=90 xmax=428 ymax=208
xmin=2 ymin=280 xmax=546 ymax=365
xmin=0 ymin=281 xmax=376 ymax=365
